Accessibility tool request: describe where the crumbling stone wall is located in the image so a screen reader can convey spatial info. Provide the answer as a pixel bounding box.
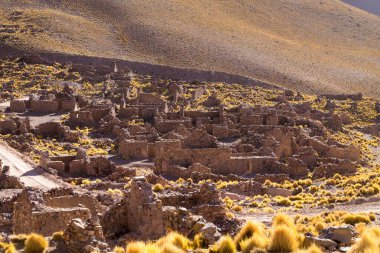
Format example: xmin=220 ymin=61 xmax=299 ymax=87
xmin=64 ymin=218 xmax=107 ymax=253
xmin=30 ymin=100 xmax=59 ymax=113
xmin=118 ymin=140 xmax=149 ymax=160
xmin=13 ymin=190 xmax=91 ymax=236
xmin=10 ymin=100 xmax=26 ymax=113
xmin=101 ymin=177 xmax=165 ymax=240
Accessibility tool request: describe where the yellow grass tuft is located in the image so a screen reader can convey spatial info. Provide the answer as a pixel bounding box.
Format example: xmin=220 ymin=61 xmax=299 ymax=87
xmin=159 ymin=244 xmax=185 ymax=253
xmin=126 ymin=242 xmax=146 ymax=253
xmin=272 ymin=213 xmax=296 ymax=229
xmin=152 ymin=184 xmax=165 ymax=192
xmin=343 ymin=214 xmax=371 ymax=225
xmin=51 ymin=231 xmax=64 ymax=242
xmin=349 ymin=228 xmax=379 ymax=253
xmin=234 ymin=221 xmax=266 ymax=244
xmin=155 ymin=232 xmax=191 ymax=250
xmin=239 ymin=235 xmax=269 ymax=253
xmin=0 ymin=242 xmax=16 ymax=253
xmin=268 ymin=225 xmax=299 ymax=252
xmin=296 ymin=244 xmax=323 ymax=253
xmin=114 ymin=246 xmax=126 ymax=253
xmin=210 ymin=236 xmax=236 ymax=253
xmin=191 ymin=233 xmax=205 ymax=249
xmin=24 ymin=233 xmax=49 ymax=253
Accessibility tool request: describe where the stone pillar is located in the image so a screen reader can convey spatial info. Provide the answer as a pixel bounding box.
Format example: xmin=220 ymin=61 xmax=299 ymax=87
xmin=219 ymin=104 xmax=225 ymax=123
xmin=179 ymin=105 xmax=185 ymax=119
xmin=248 ymin=160 xmax=253 ymax=174
xmin=120 ymin=94 xmax=126 ymax=109
xmin=113 ymin=62 xmax=118 ymax=73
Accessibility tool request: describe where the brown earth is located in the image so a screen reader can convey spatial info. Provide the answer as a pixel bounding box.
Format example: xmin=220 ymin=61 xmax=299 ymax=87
xmin=0 ymin=0 xmax=380 ymax=97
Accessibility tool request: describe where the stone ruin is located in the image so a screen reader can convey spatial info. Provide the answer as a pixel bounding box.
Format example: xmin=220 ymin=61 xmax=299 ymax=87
xmin=9 ymin=84 xmax=78 ymax=114
xmin=1 ymin=60 xmax=378 ymax=252
xmin=101 ymin=177 xmax=225 ymax=244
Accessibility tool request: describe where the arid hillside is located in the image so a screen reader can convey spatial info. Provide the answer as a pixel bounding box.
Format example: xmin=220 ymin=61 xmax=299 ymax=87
xmin=1 ymin=0 xmax=380 ymax=97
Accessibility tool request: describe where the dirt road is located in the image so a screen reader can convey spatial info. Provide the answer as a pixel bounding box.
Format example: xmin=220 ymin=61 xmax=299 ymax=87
xmin=0 ymin=142 xmax=63 ymax=190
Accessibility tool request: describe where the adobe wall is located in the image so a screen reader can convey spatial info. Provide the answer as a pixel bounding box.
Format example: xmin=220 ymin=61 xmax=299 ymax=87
xmin=157 ymin=148 xmax=231 ymax=171
xmin=45 ymin=195 xmax=103 ymax=217
xmin=13 ymin=190 xmax=91 ymax=236
xmin=15 ymin=208 xmax=91 ymax=236
xmin=10 ymin=100 xmax=26 ymax=113
xmin=118 ymin=140 xmax=149 ymax=159
xmin=30 ymin=100 xmax=59 ymax=113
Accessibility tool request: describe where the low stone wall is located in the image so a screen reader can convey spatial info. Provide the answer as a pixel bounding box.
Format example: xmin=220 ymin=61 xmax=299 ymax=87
xmin=10 ymin=100 xmax=26 ymax=113
xmin=13 ymin=207 xmax=91 ymax=236
xmin=45 ymin=195 xmax=103 ymax=217
xmin=30 ymin=100 xmax=59 ymax=113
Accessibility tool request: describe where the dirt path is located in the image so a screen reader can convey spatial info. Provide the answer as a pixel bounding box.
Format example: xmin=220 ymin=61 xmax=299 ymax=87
xmin=0 ymin=142 xmax=64 ymax=190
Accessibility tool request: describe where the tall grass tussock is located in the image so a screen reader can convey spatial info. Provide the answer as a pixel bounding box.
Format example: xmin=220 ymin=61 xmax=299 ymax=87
xmin=24 ymin=233 xmax=49 ymax=253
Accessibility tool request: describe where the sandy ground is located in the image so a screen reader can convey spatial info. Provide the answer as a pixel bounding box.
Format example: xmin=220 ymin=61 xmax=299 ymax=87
xmin=0 ymin=141 xmax=64 ymax=190
xmin=239 ymin=196 xmax=380 ymax=224
xmin=0 ymin=97 xmax=65 ymax=127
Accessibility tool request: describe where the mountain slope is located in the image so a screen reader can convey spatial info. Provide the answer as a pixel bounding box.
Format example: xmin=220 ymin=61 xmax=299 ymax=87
xmin=1 ymin=0 xmax=380 ymax=97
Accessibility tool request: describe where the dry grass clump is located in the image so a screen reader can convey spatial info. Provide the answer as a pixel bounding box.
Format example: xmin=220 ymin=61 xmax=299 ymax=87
xmin=0 ymin=242 xmax=16 ymax=253
xmin=234 ymin=221 xmax=269 ymax=252
xmin=10 ymin=234 xmax=28 ymax=245
xmin=268 ymin=214 xmax=304 ymax=252
xmin=268 ymin=225 xmax=299 ymax=252
xmin=234 ymin=221 xmax=266 ymax=244
xmin=272 ymin=213 xmax=296 ymax=229
xmin=239 ymin=236 xmax=269 ymax=253
xmin=210 ymin=236 xmax=236 ymax=253
xmin=51 ymin=231 xmax=64 ymax=242
xmin=155 ymin=232 xmax=191 ymax=251
xmin=226 ymin=212 xmax=235 ymax=219
xmin=126 ymin=231 xmax=203 ymax=253
xmin=114 ymin=246 xmax=126 ymax=253
xmin=231 ymin=205 xmax=243 ymax=212
xmin=24 ymin=233 xmax=49 ymax=253
xmin=343 ymin=214 xmax=371 ymax=225
xmin=126 ymin=242 xmax=161 ymax=253
xmin=296 ymin=244 xmax=322 ymax=253
xmin=159 ymin=244 xmax=186 ymax=253
xmin=152 ymin=183 xmax=165 ymax=192
xmin=191 ymin=233 xmax=205 ymax=249
xmin=349 ymin=227 xmax=380 ymax=253
xmin=274 ymin=196 xmax=292 ymax=206
xmin=126 ymin=242 xmax=146 ymax=253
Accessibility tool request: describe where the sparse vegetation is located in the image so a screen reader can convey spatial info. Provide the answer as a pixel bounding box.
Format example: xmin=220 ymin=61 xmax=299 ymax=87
xmin=24 ymin=233 xmax=48 ymax=253
xmin=152 ymin=183 xmax=165 ymax=192
xmin=210 ymin=236 xmax=236 ymax=253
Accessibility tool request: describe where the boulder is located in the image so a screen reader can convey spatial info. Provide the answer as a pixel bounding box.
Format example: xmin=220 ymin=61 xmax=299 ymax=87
xmin=320 ymin=225 xmax=358 ymax=244
xmin=263 ymin=187 xmax=292 ymax=197
xmin=304 ymin=233 xmax=338 ymax=249
xmin=198 ymin=222 xmax=221 ymax=245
